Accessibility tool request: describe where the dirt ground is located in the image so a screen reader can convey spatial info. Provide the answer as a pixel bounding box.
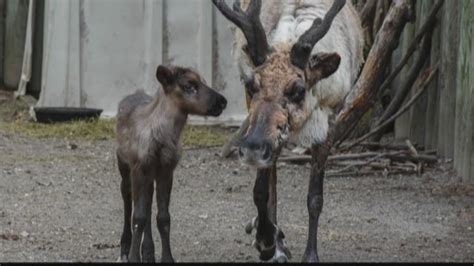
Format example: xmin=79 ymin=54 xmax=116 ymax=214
xmin=0 ymin=131 xmax=473 ymax=262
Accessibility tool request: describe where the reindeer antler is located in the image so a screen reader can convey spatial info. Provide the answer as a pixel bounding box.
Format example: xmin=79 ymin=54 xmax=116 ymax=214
xmin=290 ymin=0 xmax=346 ymax=69
xmin=212 ymin=0 xmax=270 ymax=67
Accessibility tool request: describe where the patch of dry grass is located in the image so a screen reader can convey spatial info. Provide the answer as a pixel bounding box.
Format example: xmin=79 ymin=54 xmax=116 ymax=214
xmin=0 ymin=95 xmax=235 ymax=146
xmin=3 ymin=118 xmax=117 ymax=141
xmin=182 ymin=125 xmax=234 ymax=148
xmin=3 ymin=119 xmax=233 ymax=146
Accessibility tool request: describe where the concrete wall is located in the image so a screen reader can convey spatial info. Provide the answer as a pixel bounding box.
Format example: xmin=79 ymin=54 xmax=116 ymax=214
xmin=3 ymin=0 xmax=29 ymax=89
xmin=37 ymin=0 xmax=246 ymax=125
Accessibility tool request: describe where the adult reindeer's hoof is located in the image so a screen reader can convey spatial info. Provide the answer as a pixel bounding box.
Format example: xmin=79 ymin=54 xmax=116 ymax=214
xmin=247 ymin=217 xmax=292 ymax=263
xmin=271 ymin=229 xmax=291 ymax=263
xmin=272 ymin=245 xmax=290 ymax=263
xmin=252 ymin=239 xmax=276 ymax=261
xmin=245 ymin=216 xmax=258 ymax=235
xmin=252 ymin=230 xmax=291 ymax=262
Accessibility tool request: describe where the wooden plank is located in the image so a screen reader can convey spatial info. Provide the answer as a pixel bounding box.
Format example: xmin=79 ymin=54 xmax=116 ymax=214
xmin=0 ymin=0 xmax=5 ymax=85
xmin=4 ymin=0 xmax=29 ymax=89
xmin=424 ymin=0 xmax=440 ymax=150
xmin=394 ymin=11 xmax=415 ymax=139
xmin=408 ymin=0 xmax=428 ymax=147
xmin=438 ymin=1 xmax=460 ymax=158
xmin=456 ymin=0 xmax=474 ymax=183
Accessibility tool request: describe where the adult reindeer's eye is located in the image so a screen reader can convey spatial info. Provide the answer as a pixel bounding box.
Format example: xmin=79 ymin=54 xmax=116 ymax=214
xmin=245 ymin=77 xmax=259 ymax=98
xmin=287 ymin=81 xmax=306 ymax=104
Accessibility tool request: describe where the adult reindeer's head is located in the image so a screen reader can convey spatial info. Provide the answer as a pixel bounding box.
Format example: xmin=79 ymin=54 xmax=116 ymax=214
xmin=213 ymin=0 xmax=345 ymax=168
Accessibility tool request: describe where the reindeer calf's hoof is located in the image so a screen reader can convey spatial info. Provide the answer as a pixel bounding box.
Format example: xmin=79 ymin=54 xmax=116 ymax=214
xmin=160 ymin=257 xmax=175 ymax=263
xmin=302 ymin=253 xmax=319 ymax=263
xmin=117 ymin=255 xmax=128 ymax=263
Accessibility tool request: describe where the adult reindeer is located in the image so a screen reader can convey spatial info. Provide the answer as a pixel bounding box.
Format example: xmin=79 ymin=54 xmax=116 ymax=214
xmin=213 ymin=0 xmax=364 ymax=262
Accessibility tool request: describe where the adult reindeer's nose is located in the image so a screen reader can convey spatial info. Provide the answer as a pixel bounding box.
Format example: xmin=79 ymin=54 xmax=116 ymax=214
xmin=239 ymin=136 xmax=273 ymax=168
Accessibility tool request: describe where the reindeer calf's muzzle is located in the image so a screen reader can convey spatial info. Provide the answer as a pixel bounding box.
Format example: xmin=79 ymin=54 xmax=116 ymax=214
xmin=239 ymin=136 xmax=273 ymax=168
xmin=207 ymin=93 xmax=227 ymax=116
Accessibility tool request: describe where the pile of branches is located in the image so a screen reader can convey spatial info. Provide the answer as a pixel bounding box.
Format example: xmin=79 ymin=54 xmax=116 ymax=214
xmin=317 ymin=0 xmax=444 ymax=178
xmin=354 ymin=0 xmax=394 ymax=47
xmin=280 ymin=0 xmax=445 ymax=177
xmin=279 ymin=140 xmax=438 ymax=177
xmin=344 ymin=0 xmax=443 ymax=144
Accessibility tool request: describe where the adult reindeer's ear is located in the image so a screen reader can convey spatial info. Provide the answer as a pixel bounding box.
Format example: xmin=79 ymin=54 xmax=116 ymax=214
xmin=156 ymin=65 xmax=176 ymax=91
xmin=306 ymin=52 xmax=341 ymax=86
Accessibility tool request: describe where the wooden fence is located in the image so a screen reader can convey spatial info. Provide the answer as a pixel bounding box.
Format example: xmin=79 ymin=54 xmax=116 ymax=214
xmin=393 ymin=0 xmax=473 ymax=182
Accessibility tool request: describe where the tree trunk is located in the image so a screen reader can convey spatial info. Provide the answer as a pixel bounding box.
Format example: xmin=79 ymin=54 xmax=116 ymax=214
xmin=335 ymin=0 xmax=414 ymax=144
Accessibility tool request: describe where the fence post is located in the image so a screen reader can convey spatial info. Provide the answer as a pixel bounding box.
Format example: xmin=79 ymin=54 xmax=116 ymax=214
xmin=408 ymin=0 xmax=428 ymax=147
xmin=394 ymin=10 xmax=415 ymax=139
xmin=424 ymin=0 xmax=440 ymax=150
xmin=455 ymin=0 xmax=474 ymax=183
xmin=0 ymin=0 xmax=5 ymax=86
xmin=438 ymin=1 xmax=461 ymax=159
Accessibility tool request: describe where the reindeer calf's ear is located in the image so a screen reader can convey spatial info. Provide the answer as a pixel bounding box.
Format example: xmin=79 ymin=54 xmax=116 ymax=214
xmin=309 ymin=52 xmax=341 ymax=80
xmin=156 ymin=65 xmax=175 ymax=88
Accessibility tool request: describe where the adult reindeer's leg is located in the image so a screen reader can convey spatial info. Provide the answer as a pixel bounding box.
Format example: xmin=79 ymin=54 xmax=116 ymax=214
xmin=141 ymin=183 xmax=156 ymax=262
xmin=267 ymin=164 xmax=277 ymax=224
xmin=268 ymin=164 xmax=292 ymax=261
xmin=128 ymin=166 xmax=154 ymax=262
xmin=117 ymin=153 xmax=132 ymax=262
xmin=246 ymin=165 xmax=278 ymax=231
xmin=251 ymin=168 xmax=279 ymax=261
xmin=302 ymin=141 xmax=330 ymax=262
xmin=247 ymin=166 xmax=290 ymax=262
xmin=156 ymin=168 xmax=174 ymax=263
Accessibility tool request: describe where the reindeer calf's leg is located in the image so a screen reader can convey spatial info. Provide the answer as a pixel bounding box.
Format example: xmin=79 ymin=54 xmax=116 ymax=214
xmin=156 ymin=169 xmax=174 ymax=263
xmin=117 ymin=154 xmax=132 ymax=262
xmin=128 ymin=168 xmax=154 ymax=262
xmin=140 ymin=185 xmax=156 ymax=262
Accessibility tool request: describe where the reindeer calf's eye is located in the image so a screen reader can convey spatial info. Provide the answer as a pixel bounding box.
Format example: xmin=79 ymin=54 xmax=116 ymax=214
xmin=183 ymin=84 xmax=197 ymax=95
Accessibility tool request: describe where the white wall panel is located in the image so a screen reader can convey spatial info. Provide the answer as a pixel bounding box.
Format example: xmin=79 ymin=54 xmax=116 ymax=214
xmin=38 ymin=0 xmax=246 ymax=126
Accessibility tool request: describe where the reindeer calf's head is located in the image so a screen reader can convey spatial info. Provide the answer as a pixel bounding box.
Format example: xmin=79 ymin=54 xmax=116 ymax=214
xmin=213 ymin=0 xmax=345 ymax=168
xmin=156 ymin=65 xmax=227 ymax=116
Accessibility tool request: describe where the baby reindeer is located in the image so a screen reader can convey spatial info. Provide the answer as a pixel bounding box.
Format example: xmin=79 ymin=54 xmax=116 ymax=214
xmin=115 ymin=65 xmax=227 ymax=262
